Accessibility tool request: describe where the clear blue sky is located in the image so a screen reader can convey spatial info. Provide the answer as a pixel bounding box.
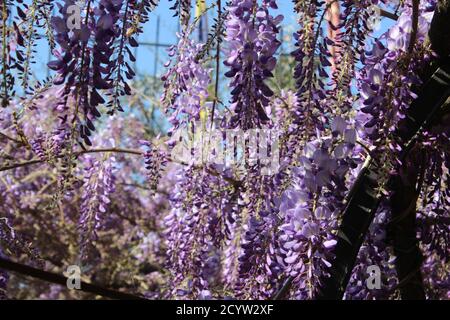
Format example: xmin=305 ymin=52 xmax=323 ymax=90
xmin=31 ymin=0 xmax=299 ymax=81
xmin=31 ymin=1 xmax=392 ymax=84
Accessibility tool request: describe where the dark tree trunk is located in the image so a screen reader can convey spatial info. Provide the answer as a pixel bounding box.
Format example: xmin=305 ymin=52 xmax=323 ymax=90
xmin=385 ymin=50 xmax=450 ymax=300
xmin=317 ymin=61 xmax=450 ymax=300
xmin=387 ymin=1 xmax=450 ymax=299
xmin=317 ymin=161 xmax=381 ymax=299
xmin=316 ymin=1 xmax=450 ymax=296
xmin=429 ymin=1 xmax=450 ymax=59
xmin=388 ymin=151 xmax=426 ymax=299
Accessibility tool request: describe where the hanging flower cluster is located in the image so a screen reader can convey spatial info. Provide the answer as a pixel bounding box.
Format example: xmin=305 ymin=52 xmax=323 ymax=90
xmin=356 ymin=2 xmax=436 ymax=153
xmin=48 ymin=0 xmax=156 ymax=145
xmin=279 ymin=116 xmax=361 ymax=298
xmin=79 ymin=156 xmax=116 ymax=261
xmin=140 ymin=140 xmax=167 ymax=195
xmin=224 ymin=0 xmax=283 ymax=129
xmin=161 ymin=32 xmax=211 ymax=134
xmin=164 ymin=167 xmax=231 ymax=298
xmin=169 ymin=0 xmax=192 ymax=28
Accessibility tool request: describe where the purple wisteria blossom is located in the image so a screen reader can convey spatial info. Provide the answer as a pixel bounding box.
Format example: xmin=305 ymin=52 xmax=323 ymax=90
xmin=161 ymin=32 xmax=211 ymax=135
xmin=140 ymin=140 xmax=168 ymax=195
xmin=79 ymin=156 xmax=116 ymax=261
xmin=224 ymin=0 xmax=283 ymax=129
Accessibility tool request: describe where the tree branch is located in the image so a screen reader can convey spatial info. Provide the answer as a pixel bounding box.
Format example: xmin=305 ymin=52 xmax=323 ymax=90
xmin=0 ymin=256 xmax=146 ymax=300
xmin=387 ymin=149 xmax=426 ymax=299
xmin=210 ymin=0 xmax=222 ymax=127
xmin=379 ymin=8 xmax=399 ymax=21
xmin=429 ymin=0 xmax=450 ymax=57
xmin=407 ymin=0 xmax=420 ymax=56
xmin=0 ymin=148 xmax=143 ymax=172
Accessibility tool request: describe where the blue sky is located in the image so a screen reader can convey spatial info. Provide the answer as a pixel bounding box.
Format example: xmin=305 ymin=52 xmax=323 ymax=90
xmin=30 ymin=1 xmax=393 ymax=85
xmin=31 ymin=0 xmax=300 ymax=81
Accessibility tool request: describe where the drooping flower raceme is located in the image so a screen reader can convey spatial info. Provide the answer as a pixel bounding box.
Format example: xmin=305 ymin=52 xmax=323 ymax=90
xmin=164 ymin=166 xmax=230 ymax=298
xmin=356 ymin=2 xmax=436 ymax=155
xmin=48 ymin=0 xmax=156 ymax=145
xmin=161 ymin=32 xmax=211 ymax=135
xmin=140 ymin=140 xmax=167 ymax=195
xmin=79 ymin=156 xmax=116 ymax=261
xmin=278 ymin=127 xmax=360 ymax=299
xmin=224 ymin=0 xmax=283 ymax=129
